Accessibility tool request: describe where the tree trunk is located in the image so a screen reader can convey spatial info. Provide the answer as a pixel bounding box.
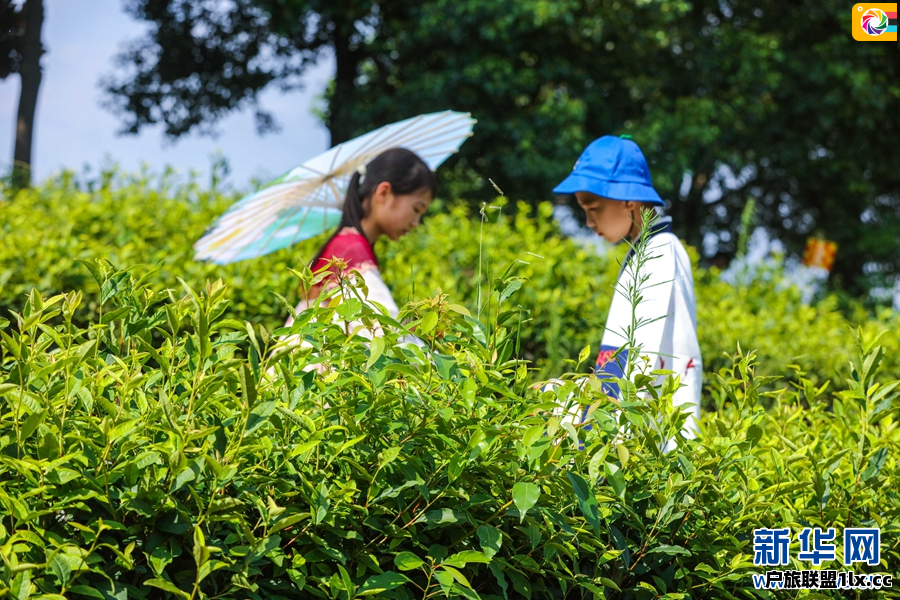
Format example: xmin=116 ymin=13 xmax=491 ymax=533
xmin=328 ymin=18 xmax=358 ymax=147
xmin=12 ymin=0 xmax=44 ymax=188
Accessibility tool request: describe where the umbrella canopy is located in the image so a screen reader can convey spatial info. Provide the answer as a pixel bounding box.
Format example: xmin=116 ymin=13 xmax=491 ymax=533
xmin=194 ymin=110 xmax=476 ymax=264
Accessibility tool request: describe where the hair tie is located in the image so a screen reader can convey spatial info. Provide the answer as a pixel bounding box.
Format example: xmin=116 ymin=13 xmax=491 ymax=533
xmin=357 ymin=164 xmax=367 ymax=184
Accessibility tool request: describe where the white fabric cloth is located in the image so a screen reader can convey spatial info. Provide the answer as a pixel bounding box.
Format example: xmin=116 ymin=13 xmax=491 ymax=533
xmin=272 ymin=267 xmax=424 ymax=376
xmin=286 ymin=268 xmax=401 ymax=339
xmin=548 ymin=217 xmax=702 ymax=450
xmin=600 ymin=217 xmax=702 ymax=440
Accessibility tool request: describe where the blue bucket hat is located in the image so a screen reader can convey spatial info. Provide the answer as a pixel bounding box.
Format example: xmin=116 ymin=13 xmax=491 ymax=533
xmin=553 ymin=135 xmax=664 ymax=206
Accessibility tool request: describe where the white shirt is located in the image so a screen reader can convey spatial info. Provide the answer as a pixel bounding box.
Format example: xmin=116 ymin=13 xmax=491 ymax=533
xmin=597 ymin=216 xmax=702 ymax=439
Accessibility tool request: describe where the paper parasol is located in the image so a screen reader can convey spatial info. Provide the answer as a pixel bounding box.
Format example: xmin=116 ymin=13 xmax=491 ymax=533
xmin=194 ymin=110 xmax=476 ymax=264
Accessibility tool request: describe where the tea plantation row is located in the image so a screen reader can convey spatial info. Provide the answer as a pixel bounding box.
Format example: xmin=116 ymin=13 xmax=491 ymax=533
xmin=0 ymin=174 xmax=898 ymax=599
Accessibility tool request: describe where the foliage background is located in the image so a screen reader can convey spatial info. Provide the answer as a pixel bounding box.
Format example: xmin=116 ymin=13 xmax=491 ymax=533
xmin=1 ymin=174 xmax=899 ymax=599
xmin=1 ymin=172 xmax=898 ymax=393
xmin=102 ymin=0 xmax=900 ymax=296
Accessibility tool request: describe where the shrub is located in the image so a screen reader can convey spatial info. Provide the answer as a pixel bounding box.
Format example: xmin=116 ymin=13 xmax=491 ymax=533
xmin=0 ymin=171 xmax=306 ymax=334
xmin=1 ymin=171 xmax=897 ymax=389
xmin=1 ymin=247 xmax=898 ymax=598
xmin=385 ymin=204 xmax=900 ymax=387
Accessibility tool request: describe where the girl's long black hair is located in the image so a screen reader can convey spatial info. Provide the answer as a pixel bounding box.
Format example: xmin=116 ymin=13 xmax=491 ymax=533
xmin=309 ymin=147 xmax=436 ymax=268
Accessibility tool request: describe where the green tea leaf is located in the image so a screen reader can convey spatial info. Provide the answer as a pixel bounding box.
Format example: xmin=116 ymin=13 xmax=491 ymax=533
xmin=444 ymin=550 xmax=491 ymax=567
xmin=173 ymin=459 xmax=203 ymax=492
xmin=597 ymin=577 xmax=622 ymax=592
xmin=48 ymin=553 xmax=72 ymax=586
xmin=245 ymin=400 xmax=276 ymax=435
xmin=477 ymin=525 xmax=502 ymax=558
xmin=506 ymin=569 xmax=532 ymax=599
xmin=616 ymin=444 xmax=629 ymax=467
xmin=499 ymin=280 xmax=522 ymax=303
xmin=75 ymin=258 xmax=104 ymax=288
xmin=418 ymin=508 xmax=465 ymax=526
xmin=862 ymin=447 xmax=888 ymax=482
xmin=440 ymin=565 xmax=473 ymax=589
xmin=21 ymin=410 xmax=46 ymax=441
xmin=605 ymin=461 xmax=626 ymax=500
xmin=145 ymin=578 xmax=191 ymax=599
xmin=419 ymin=311 xmax=439 ymax=335
xmin=365 ymin=337 xmax=384 ymax=370
xmin=446 ymin=303 xmax=471 ymax=317
xmin=567 ymin=471 xmax=601 ymax=534
xmin=512 ymin=481 xmax=540 ymax=522
xmin=648 ymin=544 xmax=692 ymax=556
xmin=101 ymin=271 xmax=131 ymax=304
xmin=10 ymin=570 xmax=30 ymax=600
xmin=433 ymin=569 xmax=455 ymax=596
xmin=68 ymin=588 xmax=105 ymax=600
xmin=379 ymin=446 xmax=400 ymax=467
xmin=588 ymin=445 xmax=609 ymax=483
xmin=393 ymin=552 xmax=425 ymax=571
xmin=357 ymin=571 xmax=410 ymax=595
xmin=100 ymin=306 xmax=131 ymax=324
xmin=448 ymin=452 xmax=465 ymax=482
xmin=578 ymin=344 xmax=590 ymax=365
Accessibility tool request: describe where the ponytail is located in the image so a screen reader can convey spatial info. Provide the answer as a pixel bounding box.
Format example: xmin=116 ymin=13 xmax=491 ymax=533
xmin=309 ymin=147 xmax=436 ymax=268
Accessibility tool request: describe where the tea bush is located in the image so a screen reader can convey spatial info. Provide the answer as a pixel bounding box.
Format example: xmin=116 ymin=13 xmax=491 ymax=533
xmin=1 ymin=257 xmax=898 ymax=599
xmin=384 ymin=205 xmax=900 ymax=387
xmin=1 ymin=171 xmax=898 ymax=385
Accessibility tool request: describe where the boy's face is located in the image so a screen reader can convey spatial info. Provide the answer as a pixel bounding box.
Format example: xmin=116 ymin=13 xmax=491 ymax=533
xmin=575 ymin=191 xmax=639 ymax=243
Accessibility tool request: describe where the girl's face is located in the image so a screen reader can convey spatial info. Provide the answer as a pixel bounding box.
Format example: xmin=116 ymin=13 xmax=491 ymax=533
xmin=368 ymin=182 xmax=433 ymax=242
xmin=576 ymin=191 xmax=641 ymax=244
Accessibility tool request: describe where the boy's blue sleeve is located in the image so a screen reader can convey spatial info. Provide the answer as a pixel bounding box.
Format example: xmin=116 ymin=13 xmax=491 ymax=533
xmin=577 ymin=345 xmax=629 ymax=427
xmin=594 ymin=344 xmax=629 ymax=397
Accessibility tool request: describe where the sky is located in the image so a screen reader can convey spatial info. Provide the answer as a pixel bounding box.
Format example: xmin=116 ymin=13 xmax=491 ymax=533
xmin=0 ymin=0 xmax=333 ymax=189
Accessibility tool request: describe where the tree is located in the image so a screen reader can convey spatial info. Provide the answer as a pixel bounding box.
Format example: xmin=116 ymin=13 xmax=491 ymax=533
xmin=103 ymin=0 xmax=416 ymax=146
xmin=1 ymin=0 xmax=45 ymax=188
xmin=350 ymin=0 xmax=900 ymax=295
xmin=108 ymin=0 xmax=900 ymax=296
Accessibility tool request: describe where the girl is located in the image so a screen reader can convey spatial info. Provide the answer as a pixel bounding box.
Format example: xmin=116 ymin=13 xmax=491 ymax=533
xmin=284 ymin=147 xmax=436 ymax=338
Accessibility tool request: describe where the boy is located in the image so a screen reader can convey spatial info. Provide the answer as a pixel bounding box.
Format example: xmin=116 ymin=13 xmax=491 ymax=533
xmin=553 ymin=135 xmax=702 ymax=442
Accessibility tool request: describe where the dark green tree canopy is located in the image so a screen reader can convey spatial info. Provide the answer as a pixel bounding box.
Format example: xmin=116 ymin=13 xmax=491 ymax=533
xmin=107 ymin=0 xmax=900 ymax=295
xmin=0 ymin=1 xmax=24 ymax=80
xmin=103 ymin=0 xmax=397 ymax=143
xmin=103 ymin=0 xmax=297 ymax=137
xmin=352 ymin=0 xmax=900 ymax=294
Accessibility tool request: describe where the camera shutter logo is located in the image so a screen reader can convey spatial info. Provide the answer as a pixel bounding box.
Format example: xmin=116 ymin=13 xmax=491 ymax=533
xmin=852 ymin=4 xmax=898 ymax=41
xmin=863 ymin=8 xmax=889 ymax=33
